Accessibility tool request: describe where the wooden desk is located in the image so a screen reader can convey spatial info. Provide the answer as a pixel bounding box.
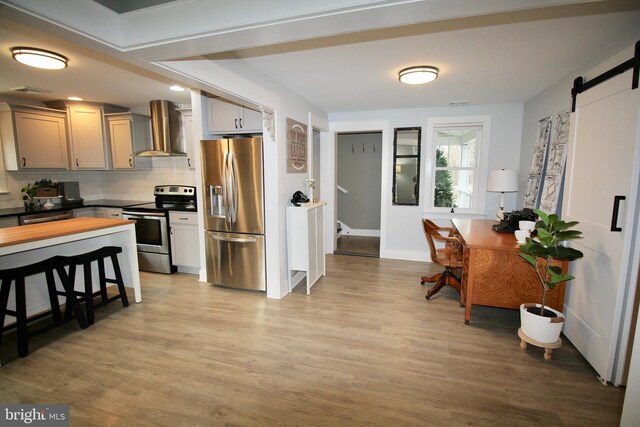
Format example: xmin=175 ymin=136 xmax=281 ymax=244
xmin=452 ymin=219 xmax=566 ymax=324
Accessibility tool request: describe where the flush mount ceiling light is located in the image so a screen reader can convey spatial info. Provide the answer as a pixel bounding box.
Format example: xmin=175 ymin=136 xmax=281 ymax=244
xmin=11 ymin=47 xmax=68 ymax=70
xmin=398 ymin=65 xmax=438 ymax=85
xmin=169 ymin=85 xmax=185 ymax=92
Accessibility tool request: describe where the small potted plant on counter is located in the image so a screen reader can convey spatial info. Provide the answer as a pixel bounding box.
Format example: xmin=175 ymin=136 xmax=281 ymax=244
xmin=518 ymin=209 xmax=583 ymax=345
xmin=21 ymin=179 xmax=59 ymax=210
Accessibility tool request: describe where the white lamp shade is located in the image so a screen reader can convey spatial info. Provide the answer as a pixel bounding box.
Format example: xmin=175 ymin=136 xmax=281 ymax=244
xmin=487 ymin=169 xmax=519 ymax=192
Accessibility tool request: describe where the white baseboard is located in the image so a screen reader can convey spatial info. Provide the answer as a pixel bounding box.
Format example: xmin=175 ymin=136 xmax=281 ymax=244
xmin=381 ymin=249 xmax=428 ymax=262
xmin=348 ymin=229 xmax=380 ymax=237
xmin=177 ymin=266 xmax=199 ymax=275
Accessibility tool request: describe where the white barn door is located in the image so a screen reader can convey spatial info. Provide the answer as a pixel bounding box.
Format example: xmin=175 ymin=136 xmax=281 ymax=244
xmin=562 ymin=69 xmax=640 ymax=385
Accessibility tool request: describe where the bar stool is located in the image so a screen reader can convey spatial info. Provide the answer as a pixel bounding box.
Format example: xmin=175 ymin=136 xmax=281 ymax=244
xmin=66 ymin=246 xmax=129 ymax=325
xmin=0 ymin=256 xmax=88 ymax=358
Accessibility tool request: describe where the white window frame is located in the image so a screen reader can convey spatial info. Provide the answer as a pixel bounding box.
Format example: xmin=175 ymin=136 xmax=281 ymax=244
xmin=424 ymin=115 xmax=491 ymax=216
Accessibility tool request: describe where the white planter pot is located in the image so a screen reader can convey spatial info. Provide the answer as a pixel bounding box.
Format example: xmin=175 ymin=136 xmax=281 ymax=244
xmin=520 ymin=303 xmax=564 ymax=344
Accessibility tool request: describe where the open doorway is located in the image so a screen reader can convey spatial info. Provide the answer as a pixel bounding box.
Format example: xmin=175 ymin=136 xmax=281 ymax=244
xmin=334 ymin=131 xmax=382 ymax=257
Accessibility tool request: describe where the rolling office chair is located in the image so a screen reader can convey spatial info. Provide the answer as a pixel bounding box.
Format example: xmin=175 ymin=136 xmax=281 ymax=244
xmin=420 ymin=219 xmax=464 ymax=302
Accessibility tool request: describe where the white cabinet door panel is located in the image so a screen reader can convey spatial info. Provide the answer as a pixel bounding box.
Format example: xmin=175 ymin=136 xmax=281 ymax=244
xmin=14 ymin=111 xmax=68 ymax=169
xmin=69 ymin=106 xmax=107 ymax=169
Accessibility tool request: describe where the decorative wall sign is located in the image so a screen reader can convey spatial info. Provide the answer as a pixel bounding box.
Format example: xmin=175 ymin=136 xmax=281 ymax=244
xmin=539 ymin=111 xmax=570 ymax=213
xmin=523 ymin=116 xmax=552 ymax=209
xmin=287 ymin=118 xmax=307 ymax=173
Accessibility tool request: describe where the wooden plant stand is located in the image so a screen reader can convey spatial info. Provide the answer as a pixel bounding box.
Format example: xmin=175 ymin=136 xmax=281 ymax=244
xmin=518 ymin=328 xmax=562 ymax=360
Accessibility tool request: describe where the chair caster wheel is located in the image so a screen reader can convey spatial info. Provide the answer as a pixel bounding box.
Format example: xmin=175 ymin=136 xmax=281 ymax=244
xmin=425 ymin=295 xmax=431 ymax=301
xmin=464 ymin=320 xmax=470 ymax=325
xmin=420 ymin=280 xmax=425 ymax=285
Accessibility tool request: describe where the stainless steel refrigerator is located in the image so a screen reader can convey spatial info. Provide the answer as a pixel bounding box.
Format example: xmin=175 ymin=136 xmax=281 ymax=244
xmin=201 ymin=137 xmax=266 ymax=291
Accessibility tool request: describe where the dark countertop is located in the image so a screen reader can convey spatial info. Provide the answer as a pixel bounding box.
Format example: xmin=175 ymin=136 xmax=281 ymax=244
xmin=0 ymin=199 xmax=152 ymax=218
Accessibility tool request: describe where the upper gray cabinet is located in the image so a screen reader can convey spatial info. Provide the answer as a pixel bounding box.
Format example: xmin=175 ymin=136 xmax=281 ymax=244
xmin=180 ymin=109 xmax=196 ymax=169
xmin=106 ymin=112 xmax=152 ymax=170
xmin=44 ymin=100 xmax=128 ymax=170
xmin=0 ymin=103 xmax=69 ymax=170
xmin=207 ymin=98 xmax=262 ymax=134
xmin=392 ymin=127 xmax=421 ymax=206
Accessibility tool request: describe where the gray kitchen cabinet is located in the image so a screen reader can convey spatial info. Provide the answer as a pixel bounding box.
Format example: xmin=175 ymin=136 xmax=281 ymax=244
xmin=68 ymin=105 xmax=107 ymax=169
xmin=94 ymin=207 xmax=122 ymax=219
xmin=207 ymin=99 xmax=262 ymax=134
xmin=0 ymin=103 xmax=69 ymax=170
xmin=0 ymin=216 xmax=19 ymax=228
xmin=106 ymin=112 xmax=152 ymax=170
xmin=72 ymin=207 xmax=96 ymax=218
xmin=169 ymin=211 xmax=200 ymax=270
xmin=44 ymin=100 xmax=128 ymax=170
xmin=180 ymin=110 xmax=196 ymax=169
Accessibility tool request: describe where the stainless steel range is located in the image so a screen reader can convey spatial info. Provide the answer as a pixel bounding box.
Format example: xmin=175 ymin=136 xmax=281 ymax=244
xmin=122 ymin=185 xmax=196 ymax=274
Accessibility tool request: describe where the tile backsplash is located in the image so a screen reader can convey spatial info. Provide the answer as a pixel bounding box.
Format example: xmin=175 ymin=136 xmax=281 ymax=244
xmin=0 ymin=157 xmax=196 ymax=209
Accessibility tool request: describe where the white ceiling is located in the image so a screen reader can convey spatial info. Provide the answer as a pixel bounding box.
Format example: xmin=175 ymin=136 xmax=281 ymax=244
xmin=0 ymin=1 xmax=639 ymax=113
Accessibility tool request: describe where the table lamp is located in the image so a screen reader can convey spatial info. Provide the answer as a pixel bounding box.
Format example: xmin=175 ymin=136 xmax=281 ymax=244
xmin=487 ymin=169 xmax=519 ymax=220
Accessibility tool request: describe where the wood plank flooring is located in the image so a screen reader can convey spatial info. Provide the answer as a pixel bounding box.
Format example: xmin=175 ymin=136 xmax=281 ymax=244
xmin=0 ymin=255 xmax=625 ymax=426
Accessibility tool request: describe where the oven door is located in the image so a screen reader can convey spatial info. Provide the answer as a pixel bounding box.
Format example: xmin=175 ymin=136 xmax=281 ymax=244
xmin=122 ymin=210 xmax=169 ymax=254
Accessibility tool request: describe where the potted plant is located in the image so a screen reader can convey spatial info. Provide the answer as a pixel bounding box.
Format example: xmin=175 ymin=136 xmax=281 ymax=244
xmin=518 ymin=209 xmax=583 ymax=343
xmin=21 ymin=182 xmax=40 ymax=210
xmin=20 ymin=179 xmax=59 ymax=210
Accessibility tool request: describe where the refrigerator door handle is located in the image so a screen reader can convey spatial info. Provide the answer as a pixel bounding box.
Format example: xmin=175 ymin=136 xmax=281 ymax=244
xmin=231 ymin=153 xmax=239 ymax=224
xmin=224 ymin=150 xmax=233 ymax=228
xmin=208 ymin=234 xmax=258 ymax=244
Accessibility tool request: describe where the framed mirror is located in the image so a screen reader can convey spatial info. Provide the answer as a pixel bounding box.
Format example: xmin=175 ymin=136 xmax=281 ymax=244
xmin=392 ymin=127 xmax=421 ymax=205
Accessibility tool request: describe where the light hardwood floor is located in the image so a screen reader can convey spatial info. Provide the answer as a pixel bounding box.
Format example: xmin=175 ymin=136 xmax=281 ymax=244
xmin=0 ymin=255 xmax=624 ymax=426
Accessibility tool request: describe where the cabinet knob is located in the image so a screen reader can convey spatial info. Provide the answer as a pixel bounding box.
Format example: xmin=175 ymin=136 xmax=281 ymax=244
xmin=76 ymin=158 xmax=79 ymax=167
xmin=22 ymin=157 xmax=26 ymax=167
xmin=129 ymin=158 xmax=133 ymax=167
xmin=239 ymin=118 xmax=243 ymax=128
xmin=187 ymin=158 xmax=191 ymax=167
xmin=234 ymin=118 xmax=238 ymax=129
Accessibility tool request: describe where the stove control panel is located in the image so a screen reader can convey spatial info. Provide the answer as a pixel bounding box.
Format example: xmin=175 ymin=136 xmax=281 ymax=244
xmin=154 ymin=185 xmax=196 ymax=196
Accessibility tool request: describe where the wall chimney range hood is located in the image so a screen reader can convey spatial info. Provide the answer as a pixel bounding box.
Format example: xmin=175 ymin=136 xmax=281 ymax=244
xmin=135 ymin=100 xmax=186 ymax=157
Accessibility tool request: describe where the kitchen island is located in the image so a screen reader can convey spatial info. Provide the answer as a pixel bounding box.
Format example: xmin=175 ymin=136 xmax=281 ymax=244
xmin=0 ymin=218 xmax=141 ymax=318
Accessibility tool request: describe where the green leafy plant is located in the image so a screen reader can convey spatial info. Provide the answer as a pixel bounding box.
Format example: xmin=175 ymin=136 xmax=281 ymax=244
xmin=518 ymin=209 xmax=584 ymax=315
xmin=20 ymin=179 xmax=58 ymax=210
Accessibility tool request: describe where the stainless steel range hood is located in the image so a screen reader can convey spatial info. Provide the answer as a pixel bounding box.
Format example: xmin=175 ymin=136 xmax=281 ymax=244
xmin=135 ymin=100 xmax=186 ymax=157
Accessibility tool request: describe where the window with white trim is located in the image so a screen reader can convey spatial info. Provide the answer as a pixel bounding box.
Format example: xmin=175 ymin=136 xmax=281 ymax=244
xmin=426 ymin=117 xmax=490 ymax=214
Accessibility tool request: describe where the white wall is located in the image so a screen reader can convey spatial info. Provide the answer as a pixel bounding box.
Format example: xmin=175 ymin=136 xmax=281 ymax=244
xmin=329 ymin=103 xmax=524 ymax=261
xmin=159 ymin=58 xmax=329 ymax=299
xmin=518 ymin=45 xmax=637 ymax=209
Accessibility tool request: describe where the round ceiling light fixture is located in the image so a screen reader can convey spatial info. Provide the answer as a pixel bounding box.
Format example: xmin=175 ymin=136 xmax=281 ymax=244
xmin=11 ymin=47 xmax=68 ymax=70
xmin=169 ymin=85 xmax=185 ymax=92
xmin=398 ymin=65 xmax=438 ymax=85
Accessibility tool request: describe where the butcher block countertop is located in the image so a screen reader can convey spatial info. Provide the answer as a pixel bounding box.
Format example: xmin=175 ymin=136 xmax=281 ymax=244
xmin=0 ymin=218 xmax=135 ymax=248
